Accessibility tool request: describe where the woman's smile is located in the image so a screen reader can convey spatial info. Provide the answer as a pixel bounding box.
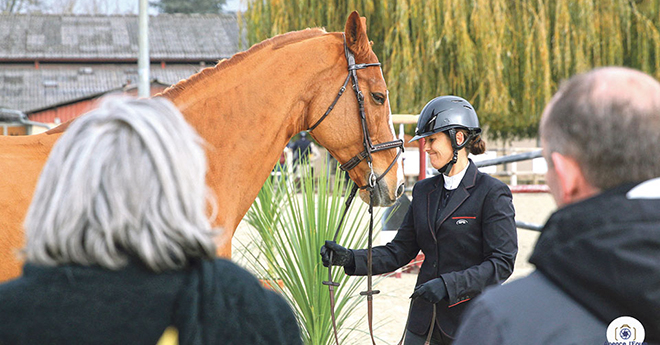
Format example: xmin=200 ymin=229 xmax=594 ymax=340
xmin=426 ymin=149 xmax=442 ymax=167
xmin=424 ymin=132 xmax=452 ymax=170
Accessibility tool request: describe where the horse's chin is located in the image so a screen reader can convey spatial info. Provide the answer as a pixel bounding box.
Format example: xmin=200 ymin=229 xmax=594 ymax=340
xmin=358 ymin=179 xmax=398 ymax=207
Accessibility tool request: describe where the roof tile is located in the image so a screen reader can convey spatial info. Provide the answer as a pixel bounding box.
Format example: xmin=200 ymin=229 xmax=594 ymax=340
xmin=0 ymin=13 xmax=242 ymax=61
xmin=0 ymin=64 xmax=204 ymax=112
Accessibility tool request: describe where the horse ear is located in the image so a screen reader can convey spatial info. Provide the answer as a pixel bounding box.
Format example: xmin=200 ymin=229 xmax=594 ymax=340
xmin=344 ymin=11 xmax=371 ymax=60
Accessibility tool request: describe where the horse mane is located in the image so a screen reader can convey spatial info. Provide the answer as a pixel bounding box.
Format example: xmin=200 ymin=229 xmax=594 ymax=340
xmin=159 ymin=28 xmax=330 ymax=99
xmin=44 ymin=119 xmax=72 ymax=135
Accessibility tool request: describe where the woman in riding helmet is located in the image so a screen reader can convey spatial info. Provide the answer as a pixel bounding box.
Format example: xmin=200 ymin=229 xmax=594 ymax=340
xmin=321 ymin=95 xmax=518 ymax=345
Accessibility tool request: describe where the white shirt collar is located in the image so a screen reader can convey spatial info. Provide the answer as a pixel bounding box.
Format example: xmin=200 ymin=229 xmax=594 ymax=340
xmin=626 ymin=177 xmax=660 ymax=199
xmin=443 ymin=163 xmax=469 ymax=190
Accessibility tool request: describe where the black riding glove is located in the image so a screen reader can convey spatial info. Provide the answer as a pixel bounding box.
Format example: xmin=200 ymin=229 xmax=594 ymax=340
xmin=320 ymin=240 xmax=354 ymax=267
xmin=410 ymin=277 xmax=448 ymax=304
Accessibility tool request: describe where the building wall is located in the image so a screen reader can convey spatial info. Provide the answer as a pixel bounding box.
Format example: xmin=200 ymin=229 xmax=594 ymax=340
xmin=0 ymin=124 xmax=27 ymax=136
xmin=28 ymin=84 xmax=169 ymax=125
xmin=29 ymin=99 xmax=98 ymax=124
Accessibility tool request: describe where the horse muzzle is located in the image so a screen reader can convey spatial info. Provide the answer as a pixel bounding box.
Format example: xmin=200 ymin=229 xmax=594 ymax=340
xmin=359 ymin=177 xmax=404 ymax=207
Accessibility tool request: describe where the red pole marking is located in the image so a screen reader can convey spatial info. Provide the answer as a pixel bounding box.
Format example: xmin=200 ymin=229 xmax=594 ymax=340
xmin=419 ymin=138 xmax=426 ymax=180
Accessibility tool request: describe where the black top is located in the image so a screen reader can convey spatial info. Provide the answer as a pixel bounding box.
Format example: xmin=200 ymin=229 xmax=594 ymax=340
xmin=440 ymin=186 xmax=453 ymax=208
xmin=0 ymin=259 xmax=302 ymax=345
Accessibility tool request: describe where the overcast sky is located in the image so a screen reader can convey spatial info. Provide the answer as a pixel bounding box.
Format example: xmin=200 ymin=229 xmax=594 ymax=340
xmin=42 ymin=0 xmax=245 ymax=14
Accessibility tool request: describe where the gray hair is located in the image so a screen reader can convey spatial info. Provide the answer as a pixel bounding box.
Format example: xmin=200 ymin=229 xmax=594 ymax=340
xmin=24 ymin=96 xmax=218 ymax=272
xmin=540 ymin=66 xmax=660 ymax=190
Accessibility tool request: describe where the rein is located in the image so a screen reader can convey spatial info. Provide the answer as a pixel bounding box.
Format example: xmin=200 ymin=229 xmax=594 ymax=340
xmin=308 ymin=35 xmax=404 ymax=345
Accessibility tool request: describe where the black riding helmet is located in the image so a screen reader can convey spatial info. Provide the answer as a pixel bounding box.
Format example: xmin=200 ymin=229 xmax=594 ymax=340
xmin=410 ymin=96 xmax=482 ymax=174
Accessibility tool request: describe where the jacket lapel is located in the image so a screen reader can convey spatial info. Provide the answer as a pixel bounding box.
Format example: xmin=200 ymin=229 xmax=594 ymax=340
xmin=426 ymin=177 xmax=442 ymax=243
xmin=435 ymin=160 xmax=478 ymax=232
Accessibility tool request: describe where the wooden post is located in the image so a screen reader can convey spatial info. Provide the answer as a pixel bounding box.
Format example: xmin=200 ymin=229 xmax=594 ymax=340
xmin=419 ymin=138 xmax=426 ymax=180
xmin=138 ymin=0 xmax=150 ymax=98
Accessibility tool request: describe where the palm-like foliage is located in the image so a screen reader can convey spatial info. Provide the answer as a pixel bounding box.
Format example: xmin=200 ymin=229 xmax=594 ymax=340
xmin=242 ymin=0 xmax=660 ymax=140
xmin=240 ymin=161 xmax=383 ymax=345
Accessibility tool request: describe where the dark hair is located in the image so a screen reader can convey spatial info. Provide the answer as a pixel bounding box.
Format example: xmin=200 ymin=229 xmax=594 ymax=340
xmin=469 ymin=135 xmax=486 ymax=155
xmin=456 ymin=129 xmax=486 ymax=155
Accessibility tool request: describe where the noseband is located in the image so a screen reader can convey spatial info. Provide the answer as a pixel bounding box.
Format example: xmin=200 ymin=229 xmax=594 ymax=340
xmin=307 ymin=35 xmax=404 ymax=191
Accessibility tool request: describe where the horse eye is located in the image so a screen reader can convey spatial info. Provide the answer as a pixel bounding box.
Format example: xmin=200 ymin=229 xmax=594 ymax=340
xmin=371 ymin=92 xmax=386 ymax=105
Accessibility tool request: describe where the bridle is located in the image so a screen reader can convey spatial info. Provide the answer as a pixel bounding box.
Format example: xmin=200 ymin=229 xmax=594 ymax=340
xmin=307 ymin=35 xmax=404 ymax=192
xmin=307 ymin=34 xmax=404 ymax=345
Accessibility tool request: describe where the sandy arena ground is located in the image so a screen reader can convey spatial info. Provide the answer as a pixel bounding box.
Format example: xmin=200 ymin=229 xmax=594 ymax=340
xmin=233 ymin=192 xmax=556 ymax=344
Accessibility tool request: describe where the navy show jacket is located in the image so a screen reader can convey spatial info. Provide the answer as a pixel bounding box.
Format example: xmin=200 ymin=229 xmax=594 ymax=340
xmin=345 ymin=160 xmax=518 ymax=337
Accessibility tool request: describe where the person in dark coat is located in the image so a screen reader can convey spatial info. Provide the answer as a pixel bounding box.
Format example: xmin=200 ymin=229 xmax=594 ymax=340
xmin=288 ymin=131 xmax=314 ymax=167
xmin=453 ymin=67 xmax=660 ymax=345
xmin=321 ymin=96 xmax=518 ymax=345
xmin=0 ymin=97 xmax=302 ymax=345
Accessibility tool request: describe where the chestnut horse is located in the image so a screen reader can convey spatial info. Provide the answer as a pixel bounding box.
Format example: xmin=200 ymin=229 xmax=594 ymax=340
xmin=0 ymin=12 xmax=404 ymax=282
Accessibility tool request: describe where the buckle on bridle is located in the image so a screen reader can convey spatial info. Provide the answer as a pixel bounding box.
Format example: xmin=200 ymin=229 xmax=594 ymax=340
xmin=367 ymin=162 xmax=377 ymax=189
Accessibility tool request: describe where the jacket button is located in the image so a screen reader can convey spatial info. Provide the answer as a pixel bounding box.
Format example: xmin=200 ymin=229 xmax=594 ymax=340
xmin=432 ymin=263 xmax=436 ymax=268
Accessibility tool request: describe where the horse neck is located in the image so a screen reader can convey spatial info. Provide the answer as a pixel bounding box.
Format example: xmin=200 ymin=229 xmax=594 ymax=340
xmin=163 ymin=35 xmax=340 ymax=237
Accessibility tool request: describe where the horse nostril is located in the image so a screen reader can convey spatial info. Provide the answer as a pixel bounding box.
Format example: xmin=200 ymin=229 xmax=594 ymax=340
xmin=396 ymin=183 xmax=405 ymax=198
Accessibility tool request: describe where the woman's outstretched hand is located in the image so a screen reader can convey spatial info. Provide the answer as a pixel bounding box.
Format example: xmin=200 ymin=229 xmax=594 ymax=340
xmin=320 ymin=240 xmax=354 ymax=267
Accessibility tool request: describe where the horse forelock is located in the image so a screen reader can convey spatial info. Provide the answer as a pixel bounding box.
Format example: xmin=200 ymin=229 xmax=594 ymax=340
xmin=159 ymin=28 xmax=331 ymax=100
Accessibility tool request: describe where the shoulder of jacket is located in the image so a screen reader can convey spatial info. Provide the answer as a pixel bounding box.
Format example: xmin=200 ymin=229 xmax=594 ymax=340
xmin=474 ymin=172 xmax=509 ymax=192
xmin=209 ymin=259 xmax=262 ymax=287
xmin=477 ymin=271 xmax=606 ymax=341
xmin=413 ymin=175 xmax=441 ymax=192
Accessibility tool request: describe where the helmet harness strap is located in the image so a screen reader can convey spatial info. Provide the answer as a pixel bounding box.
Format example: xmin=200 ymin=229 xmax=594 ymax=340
xmin=438 ymin=128 xmax=474 ymax=175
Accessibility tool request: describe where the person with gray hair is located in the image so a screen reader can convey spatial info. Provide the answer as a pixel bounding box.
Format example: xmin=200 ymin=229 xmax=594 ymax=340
xmin=453 ymin=66 xmax=660 ymax=344
xmin=0 ymin=97 xmax=302 ymax=345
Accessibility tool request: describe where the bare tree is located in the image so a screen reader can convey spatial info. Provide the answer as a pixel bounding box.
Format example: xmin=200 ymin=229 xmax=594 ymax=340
xmin=47 ymin=0 xmax=77 ymax=13
xmin=79 ymin=0 xmax=108 ymax=14
xmin=1 ymin=0 xmax=40 ymax=13
xmin=28 ymin=0 xmax=136 ymax=14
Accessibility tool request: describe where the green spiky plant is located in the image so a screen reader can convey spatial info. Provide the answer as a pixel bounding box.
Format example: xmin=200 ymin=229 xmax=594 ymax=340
xmin=239 ymin=160 xmax=386 ymax=345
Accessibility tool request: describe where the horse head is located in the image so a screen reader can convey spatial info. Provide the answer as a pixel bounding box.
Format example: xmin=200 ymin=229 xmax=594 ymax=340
xmin=307 ymin=12 xmax=404 ymax=207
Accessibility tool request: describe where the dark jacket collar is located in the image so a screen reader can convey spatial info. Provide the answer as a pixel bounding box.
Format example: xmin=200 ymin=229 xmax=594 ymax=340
xmin=530 ymin=181 xmax=660 ymax=342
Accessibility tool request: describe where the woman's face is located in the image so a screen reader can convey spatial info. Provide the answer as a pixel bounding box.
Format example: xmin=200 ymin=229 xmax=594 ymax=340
xmin=423 ymin=131 xmax=454 ymax=170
